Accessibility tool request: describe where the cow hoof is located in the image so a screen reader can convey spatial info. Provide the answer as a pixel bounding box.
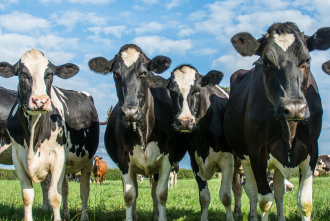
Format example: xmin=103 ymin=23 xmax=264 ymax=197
xmin=80 ymin=213 xmax=89 ymax=221
xmin=62 ymin=213 xmax=70 ymax=221
xmin=152 ymin=212 xmax=159 ymax=221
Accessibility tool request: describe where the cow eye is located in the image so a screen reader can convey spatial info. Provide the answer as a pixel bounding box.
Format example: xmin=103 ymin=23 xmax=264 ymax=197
xmin=19 ymin=72 xmax=29 ymax=79
xmin=305 ymin=58 xmax=311 ymax=65
xmin=262 ymin=60 xmax=270 ymax=67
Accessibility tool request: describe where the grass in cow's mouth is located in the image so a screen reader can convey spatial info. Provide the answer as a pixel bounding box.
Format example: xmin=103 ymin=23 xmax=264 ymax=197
xmin=0 ymin=177 xmax=329 ymax=220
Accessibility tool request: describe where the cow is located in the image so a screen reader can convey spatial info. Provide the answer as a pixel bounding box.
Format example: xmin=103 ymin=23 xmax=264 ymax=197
xmin=168 ymin=164 xmax=179 ymax=189
xmin=322 ymin=60 xmax=330 ymax=75
xmin=0 ymin=49 xmax=99 ymax=221
xmin=152 ymin=64 xmax=238 ymax=220
xmin=137 ymin=174 xmax=144 ymax=183
xmin=92 ymin=156 xmax=107 ymax=185
xmin=0 ymin=86 xmax=52 ymax=210
xmin=224 ymin=22 xmax=330 ymax=221
xmin=88 ymin=44 xmax=188 ymax=221
xmin=314 ymin=155 xmax=330 ymax=177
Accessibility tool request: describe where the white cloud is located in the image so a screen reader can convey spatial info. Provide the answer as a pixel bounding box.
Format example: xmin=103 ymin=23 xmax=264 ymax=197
xmin=38 ymin=0 xmax=61 ymax=3
xmin=51 ymin=11 xmax=107 ymax=30
xmin=38 ymin=35 xmax=79 ymax=50
xmin=68 ymin=0 xmax=116 ymax=4
xmin=195 ymin=48 xmax=218 ymax=56
xmin=0 ymin=0 xmax=18 ymax=10
xmin=103 ymin=26 xmax=127 ymax=38
xmin=141 ymin=0 xmax=158 ymax=4
xmin=166 ymin=0 xmax=184 ymax=9
xmin=178 ymin=28 xmax=195 ymax=37
xmin=87 ymin=35 xmax=112 ymax=47
xmin=135 ymin=22 xmax=164 ymax=34
xmin=132 ymin=36 xmax=192 ymax=55
xmin=44 ymin=51 xmax=76 ymax=64
xmin=0 ymin=11 xmax=49 ymax=32
xmin=188 ymin=10 xmax=207 ymax=21
xmin=133 ymin=5 xmax=149 ymax=11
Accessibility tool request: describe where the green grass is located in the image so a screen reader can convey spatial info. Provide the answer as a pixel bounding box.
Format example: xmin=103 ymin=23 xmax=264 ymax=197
xmin=0 ymin=177 xmax=329 ymax=220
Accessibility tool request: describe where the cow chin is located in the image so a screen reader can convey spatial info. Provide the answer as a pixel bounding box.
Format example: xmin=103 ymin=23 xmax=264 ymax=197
xmin=27 ymin=105 xmax=53 ymax=115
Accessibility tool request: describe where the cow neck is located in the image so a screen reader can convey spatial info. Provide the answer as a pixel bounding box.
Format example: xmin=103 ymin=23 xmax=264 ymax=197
xmin=280 ymin=120 xmax=297 ymax=159
xmin=135 ymin=88 xmax=155 ymax=150
xmin=16 ymin=87 xmax=33 ymax=130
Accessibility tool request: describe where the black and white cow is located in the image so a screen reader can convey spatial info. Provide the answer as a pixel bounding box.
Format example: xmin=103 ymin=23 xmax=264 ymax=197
xmin=153 ymin=65 xmax=237 ymax=220
xmin=314 ymin=155 xmax=330 ymax=176
xmin=225 ymin=22 xmax=330 ymax=220
xmin=322 ymin=60 xmax=330 ymax=75
xmin=89 ymin=44 xmax=189 ymax=221
xmin=0 ymin=86 xmax=51 ymax=210
xmin=0 ymin=49 xmax=99 ymax=221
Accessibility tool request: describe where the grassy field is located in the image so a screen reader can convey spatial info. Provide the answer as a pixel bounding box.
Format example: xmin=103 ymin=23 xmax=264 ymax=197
xmin=0 ymin=177 xmax=329 ymax=221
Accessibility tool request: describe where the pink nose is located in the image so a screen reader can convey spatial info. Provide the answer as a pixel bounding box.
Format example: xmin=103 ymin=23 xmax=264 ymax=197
xmin=31 ymin=96 xmax=50 ymax=110
xmin=181 ymin=117 xmax=190 ymax=122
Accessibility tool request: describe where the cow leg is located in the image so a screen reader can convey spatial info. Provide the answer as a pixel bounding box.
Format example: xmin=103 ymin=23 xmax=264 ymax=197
xmin=41 ymin=174 xmax=51 ymax=210
xmin=170 ymin=174 xmax=174 ymax=189
xmin=232 ymin=173 xmax=242 ymax=219
xmin=80 ymin=159 xmax=93 ymax=221
xmin=95 ymin=176 xmax=98 ymax=185
xmin=241 ymin=162 xmax=258 ymax=221
xmin=155 ymin=162 xmax=172 ymax=221
xmin=13 ymin=150 xmax=34 ymax=221
xmin=122 ymin=169 xmax=138 ymax=221
xmin=297 ymin=156 xmax=313 ymax=221
xmin=195 ymin=174 xmax=210 ymax=221
xmin=219 ymin=153 xmax=234 ymax=221
xmin=271 ymin=169 xmax=285 ymax=221
xmin=132 ymin=173 xmax=139 ymax=221
xmin=174 ymin=172 xmax=177 ymax=189
xmin=62 ymin=174 xmax=70 ymax=221
xmin=151 ymin=174 xmax=159 ymax=221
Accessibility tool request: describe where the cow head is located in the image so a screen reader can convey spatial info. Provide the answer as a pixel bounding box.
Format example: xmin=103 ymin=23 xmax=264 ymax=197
xmin=94 ymin=156 xmax=102 ymax=166
xmin=148 ymin=65 xmax=224 ymax=132
xmin=88 ymin=44 xmax=171 ymax=123
xmin=231 ymin=22 xmax=330 ymax=121
xmin=322 ymin=60 xmax=330 ymax=75
xmin=0 ymin=49 xmax=79 ymax=115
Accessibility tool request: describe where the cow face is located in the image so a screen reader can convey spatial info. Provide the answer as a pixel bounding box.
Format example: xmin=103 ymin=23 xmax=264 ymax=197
xmin=231 ymin=22 xmax=330 ymax=121
xmin=94 ymin=156 xmax=102 ymax=166
xmin=151 ymin=65 xmax=223 ymax=132
xmin=0 ymin=49 xmax=79 ymax=115
xmin=322 ymin=60 xmax=330 ymax=75
xmin=89 ymin=44 xmax=171 ymax=123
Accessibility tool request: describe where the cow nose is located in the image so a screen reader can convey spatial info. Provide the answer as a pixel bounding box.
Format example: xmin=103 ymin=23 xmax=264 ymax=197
xmin=178 ymin=118 xmax=194 ymax=131
xmin=31 ymin=96 xmax=50 ymax=110
xmin=281 ymin=103 xmax=307 ymax=120
xmin=121 ymin=106 xmax=139 ymax=120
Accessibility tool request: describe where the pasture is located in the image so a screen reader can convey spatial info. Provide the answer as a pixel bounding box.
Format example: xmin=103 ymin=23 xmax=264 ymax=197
xmin=0 ymin=177 xmax=329 ymax=221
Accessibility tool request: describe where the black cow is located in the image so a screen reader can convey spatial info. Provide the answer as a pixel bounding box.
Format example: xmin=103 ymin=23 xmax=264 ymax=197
xmin=224 ymin=22 xmax=330 ymax=220
xmin=153 ymin=64 xmax=239 ymax=220
xmin=322 ymin=60 xmax=330 ymax=75
xmin=89 ymin=44 xmax=188 ymax=221
xmin=0 ymin=49 xmax=99 ymax=221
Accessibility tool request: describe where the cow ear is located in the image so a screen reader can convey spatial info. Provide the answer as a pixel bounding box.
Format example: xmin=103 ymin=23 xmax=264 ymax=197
xmin=322 ymin=60 xmax=330 ymax=75
xmin=89 ymin=57 xmax=114 ymax=74
xmin=201 ymin=70 xmax=224 ymax=87
xmin=306 ymin=28 xmax=330 ymax=52
xmin=147 ymin=74 xmax=169 ymax=88
xmin=231 ymin=32 xmax=261 ymax=57
xmin=147 ymin=56 xmax=171 ymax=73
xmin=0 ymin=62 xmax=16 ymax=78
xmin=55 ymin=63 xmax=79 ymax=79
xmin=100 ymin=157 xmax=103 ymax=160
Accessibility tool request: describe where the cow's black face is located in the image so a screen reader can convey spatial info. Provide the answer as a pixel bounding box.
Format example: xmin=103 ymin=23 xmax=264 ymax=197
xmin=0 ymin=49 xmax=79 ymax=115
xmin=231 ymin=22 xmax=330 ymax=121
xmin=167 ymin=65 xmax=224 ymax=133
xmin=261 ymin=31 xmax=310 ymax=121
xmin=88 ymin=44 xmax=172 ymax=124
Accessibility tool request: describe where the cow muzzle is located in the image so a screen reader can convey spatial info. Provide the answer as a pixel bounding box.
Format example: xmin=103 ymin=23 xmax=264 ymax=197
xmin=29 ymin=95 xmax=52 ymax=112
xmin=177 ymin=117 xmax=195 ymax=132
xmin=277 ymin=99 xmax=309 ymax=121
xmin=121 ymin=106 xmax=140 ymax=121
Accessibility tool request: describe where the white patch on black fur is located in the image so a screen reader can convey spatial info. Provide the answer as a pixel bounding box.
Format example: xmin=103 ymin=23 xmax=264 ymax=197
xmin=173 ymin=66 xmax=196 ymax=122
xmin=121 ymin=48 xmax=140 ymax=67
xmin=274 ymin=34 xmax=295 ymax=52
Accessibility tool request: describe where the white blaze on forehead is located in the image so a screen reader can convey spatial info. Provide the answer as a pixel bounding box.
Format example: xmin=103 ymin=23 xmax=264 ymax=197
xmin=20 ymin=49 xmax=49 ymax=96
xmin=274 ymin=33 xmax=295 ymax=52
xmin=173 ymin=66 xmax=196 ymax=122
xmin=121 ymin=48 xmax=140 ymax=67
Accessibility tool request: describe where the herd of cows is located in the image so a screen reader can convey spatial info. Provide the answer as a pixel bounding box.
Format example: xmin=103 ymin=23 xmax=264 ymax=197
xmin=0 ymin=21 xmax=330 ymax=221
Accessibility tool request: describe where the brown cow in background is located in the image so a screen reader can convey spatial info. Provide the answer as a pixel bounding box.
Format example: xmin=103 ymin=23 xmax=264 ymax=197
xmin=93 ymin=156 xmax=107 ymax=185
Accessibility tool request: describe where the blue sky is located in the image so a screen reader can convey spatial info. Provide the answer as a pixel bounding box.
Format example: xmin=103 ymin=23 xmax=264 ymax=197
xmin=0 ymin=0 xmax=330 ymax=169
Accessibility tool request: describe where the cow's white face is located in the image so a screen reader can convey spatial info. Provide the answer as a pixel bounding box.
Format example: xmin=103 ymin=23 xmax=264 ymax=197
xmin=0 ymin=49 xmax=80 ymax=116
xmin=19 ymin=50 xmax=53 ymax=115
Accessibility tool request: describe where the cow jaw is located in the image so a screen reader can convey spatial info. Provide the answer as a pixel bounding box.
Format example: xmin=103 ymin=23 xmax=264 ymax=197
xmin=20 ymin=49 xmax=52 ymax=114
xmin=173 ymin=66 xmax=196 ymax=127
